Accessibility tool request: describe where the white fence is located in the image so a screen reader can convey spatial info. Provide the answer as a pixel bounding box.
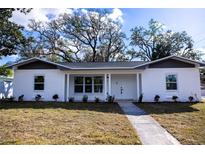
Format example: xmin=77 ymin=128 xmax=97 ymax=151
xmin=0 ymin=78 xmax=13 ymax=99
xmin=201 ymin=89 xmax=205 ymax=97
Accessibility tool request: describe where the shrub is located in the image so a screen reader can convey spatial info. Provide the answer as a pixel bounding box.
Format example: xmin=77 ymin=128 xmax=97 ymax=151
xmin=18 ymin=95 xmax=24 ymax=102
xmin=68 ymin=97 xmax=74 ymax=103
xmin=0 ymin=97 xmax=5 ymax=102
xmin=0 ymin=97 xmax=14 ymax=102
xmin=52 ymin=94 xmax=59 ymax=101
xmin=35 ymin=94 xmax=41 ymax=101
xmin=95 ymin=97 xmax=100 ymax=103
xmin=82 ymin=95 xmax=88 ymax=102
xmin=188 ymin=96 xmax=194 ymax=102
xmin=154 ymin=95 xmax=160 ymax=103
xmin=138 ymin=94 xmax=143 ymax=103
xmin=107 ymin=95 xmax=115 ymax=103
xmin=172 ymin=95 xmax=178 ymax=102
xmin=8 ymin=96 xmax=15 ymax=102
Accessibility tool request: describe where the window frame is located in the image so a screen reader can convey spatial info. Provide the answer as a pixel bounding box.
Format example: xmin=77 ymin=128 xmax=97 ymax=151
xmin=85 ymin=77 xmax=93 ymax=93
xmin=73 ymin=76 xmax=104 ymax=94
xmin=93 ymin=76 xmax=103 ymax=93
xmin=74 ymin=76 xmax=84 ymax=93
xmin=165 ymin=73 xmax=178 ymax=91
xmin=34 ymin=75 xmax=45 ymax=91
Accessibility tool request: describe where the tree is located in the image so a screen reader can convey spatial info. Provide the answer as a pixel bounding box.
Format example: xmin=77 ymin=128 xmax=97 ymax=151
xmin=23 ymin=9 xmax=126 ymax=62
xmin=130 ymin=19 xmax=202 ymax=61
xmin=20 ymin=20 xmax=77 ymax=62
xmin=0 ymin=8 xmax=31 ymax=76
xmin=0 ymin=8 xmax=31 ymax=58
xmin=0 ymin=65 xmax=13 ymax=77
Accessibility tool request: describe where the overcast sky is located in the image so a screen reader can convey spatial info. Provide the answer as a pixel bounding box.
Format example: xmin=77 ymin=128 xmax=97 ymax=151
xmin=1 ymin=8 xmax=205 ymax=64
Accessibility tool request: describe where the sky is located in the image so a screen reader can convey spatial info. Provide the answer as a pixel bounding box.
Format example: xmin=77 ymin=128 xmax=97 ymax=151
xmin=1 ymin=8 xmax=205 ymax=64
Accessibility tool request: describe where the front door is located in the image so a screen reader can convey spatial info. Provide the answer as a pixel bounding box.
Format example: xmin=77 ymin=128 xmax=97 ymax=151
xmin=111 ymin=74 xmax=137 ymax=100
xmin=114 ymin=81 xmax=125 ymax=100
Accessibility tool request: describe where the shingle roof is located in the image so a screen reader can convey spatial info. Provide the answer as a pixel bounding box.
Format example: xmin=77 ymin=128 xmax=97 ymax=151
xmin=58 ymin=61 xmax=147 ymax=69
xmin=7 ymin=55 xmax=205 ymax=70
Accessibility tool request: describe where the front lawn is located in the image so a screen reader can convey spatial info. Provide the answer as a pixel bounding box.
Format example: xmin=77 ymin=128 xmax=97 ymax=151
xmin=136 ymin=102 xmax=205 ymax=144
xmin=0 ymin=102 xmax=140 ymax=145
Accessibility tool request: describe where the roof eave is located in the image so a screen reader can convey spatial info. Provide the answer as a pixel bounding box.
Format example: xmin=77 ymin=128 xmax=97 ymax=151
xmin=134 ymin=55 xmax=205 ymax=68
xmin=7 ymin=57 xmax=72 ymax=70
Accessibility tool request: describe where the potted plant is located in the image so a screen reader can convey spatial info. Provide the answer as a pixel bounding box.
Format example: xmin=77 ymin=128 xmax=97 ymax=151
xmin=68 ymin=97 xmax=74 ymax=103
xmin=172 ymin=96 xmax=178 ymax=102
xmin=95 ymin=97 xmax=100 ymax=103
xmin=154 ymin=95 xmax=160 ymax=103
xmin=82 ymin=95 xmax=88 ymax=103
xmin=53 ymin=94 xmax=59 ymax=101
xmin=106 ymin=95 xmax=115 ymax=103
xmin=18 ymin=95 xmax=24 ymax=102
xmin=35 ymin=94 xmax=41 ymax=101
xmin=188 ymin=96 xmax=194 ymax=102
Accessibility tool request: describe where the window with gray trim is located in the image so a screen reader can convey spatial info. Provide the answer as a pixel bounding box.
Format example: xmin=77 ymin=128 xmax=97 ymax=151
xmin=74 ymin=76 xmax=103 ymax=93
xmin=166 ymin=74 xmax=177 ymax=90
xmin=34 ymin=76 xmax=44 ymax=90
xmin=74 ymin=77 xmax=83 ymax=93
xmin=94 ymin=76 xmax=103 ymax=93
xmin=85 ymin=77 xmax=92 ymax=93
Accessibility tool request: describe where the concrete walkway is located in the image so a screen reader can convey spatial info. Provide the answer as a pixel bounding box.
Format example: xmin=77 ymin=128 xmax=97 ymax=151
xmin=118 ymin=102 xmax=180 ymax=145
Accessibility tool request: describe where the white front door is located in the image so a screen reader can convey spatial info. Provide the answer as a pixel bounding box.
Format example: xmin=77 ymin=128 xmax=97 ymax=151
xmin=113 ymin=80 xmax=125 ymax=100
xmin=111 ymin=74 xmax=137 ymax=100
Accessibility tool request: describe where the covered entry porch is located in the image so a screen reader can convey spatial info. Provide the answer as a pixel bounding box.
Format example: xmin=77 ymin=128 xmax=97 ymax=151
xmin=64 ymin=71 xmax=142 ymax=102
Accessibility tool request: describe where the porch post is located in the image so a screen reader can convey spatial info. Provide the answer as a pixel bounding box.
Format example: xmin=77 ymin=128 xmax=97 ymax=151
xmin=64 ymin=74 xmax=68 ymax=102
xmin=67 ymin=73 xmax=70 ymax=101
xmin=136 ymin=73 xmax=139 ymax=101
xmin=104 ymin=74 xmax=107 ymax=100
xmin=108 ymin=73 xmax=111 ymax=95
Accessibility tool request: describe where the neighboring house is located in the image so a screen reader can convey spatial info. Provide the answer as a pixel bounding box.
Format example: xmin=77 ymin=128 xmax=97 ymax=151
xmin=8 ymin=55 xmax=205 ymax=102
xmin=0 ymin=76 xmax=13 ymax=99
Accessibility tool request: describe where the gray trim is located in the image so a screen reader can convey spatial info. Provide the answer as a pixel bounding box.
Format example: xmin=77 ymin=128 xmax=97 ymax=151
xmin=59 ymin=61 xmax=146 ymax=69
xmin=8 ymin=57 xmax=71 ymax=69
xmin=64 ymin=74 xmax=67 ymax=102
xmin=18 ymin=61 xmax=58 ymax=69
xmin=134 ymin=55 xmax=205 ymax=69
xmin=148 ymin=59 xmax=195 ymax=68
xmin=8 ymin=55 xmax=205 ymax=70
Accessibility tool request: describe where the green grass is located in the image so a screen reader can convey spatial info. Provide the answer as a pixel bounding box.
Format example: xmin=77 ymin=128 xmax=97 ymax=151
xmin=0 ymin=102 xmax=140 ymax=145
xmin=136 ymin=102 xmax=205 ymax=145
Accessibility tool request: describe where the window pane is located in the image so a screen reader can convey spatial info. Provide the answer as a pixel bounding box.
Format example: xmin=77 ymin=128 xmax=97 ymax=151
xmin=85 ymin=85 xmax=92 ymax=93
xmin=94 ymin=76 xmax=103 ymax=84
xmin=34 ymin=84 xmax=44 ymax=90
xmin=94 ymin=85 xmax=103 ymax=93
xmin=75 ymin=85 xmax=83 ymax=93
xmin=35 ymin=76 xmax=44 ymax=82
xmin=166 ymin=75 xmax=176 ymax=82
xmin=166 ymin=83 xmax=177 ymax=90
xmin=85 ymin=77 xmax=92 ymax=84
xmin=74 ymin=77 xmax=83 ymax=84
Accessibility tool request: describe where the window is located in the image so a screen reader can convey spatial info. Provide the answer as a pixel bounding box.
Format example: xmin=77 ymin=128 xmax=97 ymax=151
xmin=74 ymin=76 xmax=103 ymax=93
xmin=34 ymin=76 xmax=44 ymax=90
xmin=74 ymin=77 xmax=83 ymax=93
xmin=94 ymin=76 xmax=103 ymax=93
xmin=85 ymin=77 xmax=92 ymax=93
xmin=166 ymin=74 xmax=177 ymax=90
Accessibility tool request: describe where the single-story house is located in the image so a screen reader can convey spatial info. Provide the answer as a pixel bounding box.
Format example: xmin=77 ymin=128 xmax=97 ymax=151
xmin=8 ymin=55 xmax=205 ymax=102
